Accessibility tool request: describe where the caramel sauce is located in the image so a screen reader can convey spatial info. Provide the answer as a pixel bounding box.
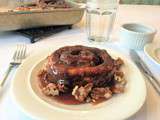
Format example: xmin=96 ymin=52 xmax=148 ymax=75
xmin=53 ymin=94 xmax=84 ymax=105
xmin=91 ymin=98 xmax=106 ymax=105
xmin=53 ymin=94 xmax=106 ymax=105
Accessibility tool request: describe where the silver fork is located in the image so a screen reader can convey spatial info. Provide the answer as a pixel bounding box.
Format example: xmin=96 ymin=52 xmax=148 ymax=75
xmin=0 ymin=44 xmax=27 ymax=88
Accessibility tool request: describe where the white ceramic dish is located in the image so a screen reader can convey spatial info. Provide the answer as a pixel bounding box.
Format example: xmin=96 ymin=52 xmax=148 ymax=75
xmin=11 ymin=45 xmax=146 ymax=120
xmin=0 ymin=1 xmax=84 ymax=31
xmin=144 ymin=43 xmax=160 ymax=66
xmin=119 ymin=23 xmax=156 ymax=50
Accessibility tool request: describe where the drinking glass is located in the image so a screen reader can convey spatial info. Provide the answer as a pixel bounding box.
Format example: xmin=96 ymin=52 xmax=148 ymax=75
xmin=86 ymin=0 xmax=119 ymax=42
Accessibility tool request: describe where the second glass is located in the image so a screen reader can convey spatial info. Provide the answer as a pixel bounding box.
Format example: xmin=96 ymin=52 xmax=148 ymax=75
xmin=86 ymin=0 xmax=119 ymax=42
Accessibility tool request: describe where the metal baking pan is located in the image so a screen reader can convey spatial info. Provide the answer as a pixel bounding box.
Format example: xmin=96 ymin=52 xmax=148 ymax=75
xmin=0 ymin=1 xmax=84 ymax=31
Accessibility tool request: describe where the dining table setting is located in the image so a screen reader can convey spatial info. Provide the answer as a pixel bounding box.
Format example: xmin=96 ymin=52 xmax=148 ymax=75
xmin=0 ymin=0 xmax=160 ymax=120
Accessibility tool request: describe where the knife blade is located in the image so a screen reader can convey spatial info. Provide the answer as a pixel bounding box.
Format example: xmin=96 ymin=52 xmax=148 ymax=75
xmin=130 ymin=49 xmax=160 ymax=95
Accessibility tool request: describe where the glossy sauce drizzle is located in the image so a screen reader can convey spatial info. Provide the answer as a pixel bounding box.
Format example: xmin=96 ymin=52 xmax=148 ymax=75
xmin=53 ymin=94 xmax=84 ymax=105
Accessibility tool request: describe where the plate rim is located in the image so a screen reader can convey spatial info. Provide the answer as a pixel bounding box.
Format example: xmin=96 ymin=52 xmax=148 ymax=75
xmin=144 ymin=43 xmax=160 ymax=66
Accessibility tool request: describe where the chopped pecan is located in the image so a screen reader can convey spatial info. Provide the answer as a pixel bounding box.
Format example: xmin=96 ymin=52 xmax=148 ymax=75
xmin=72 ymin=83 xmax=93 ymax=102
xmin=111 ymin=84 xmax=125 ymax=94
xmin=91 ymin=87 xmax=112 ymax=100
xmin=42 ymin=83 xmax=59 ymax=96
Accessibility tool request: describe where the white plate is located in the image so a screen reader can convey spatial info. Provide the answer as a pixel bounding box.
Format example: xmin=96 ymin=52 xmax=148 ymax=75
xmin=11 ymin=45 xmax=146 ymax=120
xmin=144 ymin=43 xmax=160 ymax=66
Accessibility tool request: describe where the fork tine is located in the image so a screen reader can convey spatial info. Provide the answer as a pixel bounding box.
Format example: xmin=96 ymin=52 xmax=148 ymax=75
xmin=19 ymin=44 xmax=24 ymax=59
xmin=21 ymin=44 xmax=26 ymax=59
xmin=17 ymin=44 xmax=23 ymax=63
xmin=12 ymin=45 xmax=19 ymax=61
xmin=20 ymin=44 xmax=26 ymax=61
xmin=16 ymin=45 xmax=21 ymax=63
xmin=12 ymin=44 xmax=27 ymax=64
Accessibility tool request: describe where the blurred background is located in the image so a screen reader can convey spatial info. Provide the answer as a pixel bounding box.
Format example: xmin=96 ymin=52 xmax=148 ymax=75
xmin=72 ymin=0 xmax=160 ymax=5
xmin=120 ymin=0 xmax=160 ymax=4
xmin=1 ymin=0 xmax=160 ymax=8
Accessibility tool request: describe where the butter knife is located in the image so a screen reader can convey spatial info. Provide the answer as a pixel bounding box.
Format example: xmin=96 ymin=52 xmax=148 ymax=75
xmin=130 ymin=50 xmax=160 ymax=95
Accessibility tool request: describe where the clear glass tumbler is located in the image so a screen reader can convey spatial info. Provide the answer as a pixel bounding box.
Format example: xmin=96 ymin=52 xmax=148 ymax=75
xmin=86 ymin=0 xmax=119 ymax=42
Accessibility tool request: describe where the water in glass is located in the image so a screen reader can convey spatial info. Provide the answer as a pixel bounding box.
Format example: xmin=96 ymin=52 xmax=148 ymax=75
xmin=86 ymin=0 xmax=118 ymax=42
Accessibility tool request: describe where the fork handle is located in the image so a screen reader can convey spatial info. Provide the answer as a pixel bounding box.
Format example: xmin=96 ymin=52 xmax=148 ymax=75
xmin=0 ymin=64 xmax=14 ymax=87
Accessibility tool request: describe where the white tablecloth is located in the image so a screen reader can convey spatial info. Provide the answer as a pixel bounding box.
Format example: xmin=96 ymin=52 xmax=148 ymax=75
xmin=0 ymin=5 xmax=160 ymax=120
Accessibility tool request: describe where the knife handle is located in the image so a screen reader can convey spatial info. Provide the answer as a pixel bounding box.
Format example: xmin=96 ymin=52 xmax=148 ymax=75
xmin=143 ymin=72 xmax=160 ymax=95
xmin=140 ymin=62 xmax=160 ymax=88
